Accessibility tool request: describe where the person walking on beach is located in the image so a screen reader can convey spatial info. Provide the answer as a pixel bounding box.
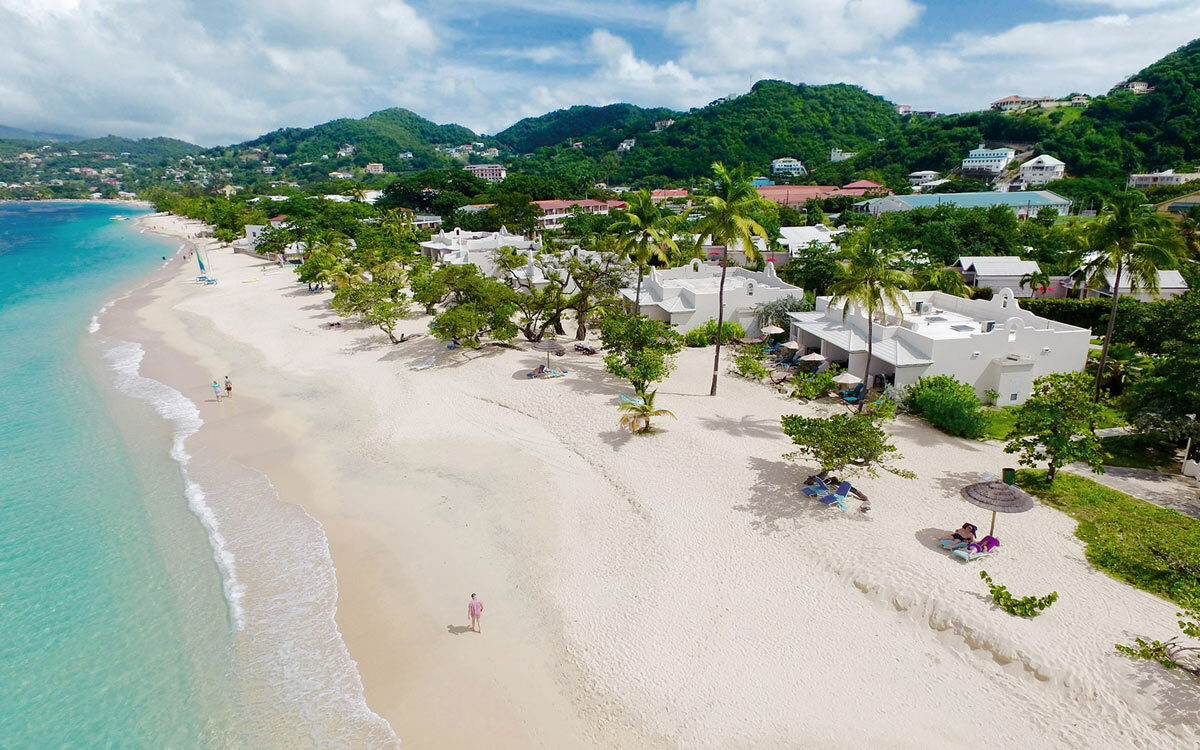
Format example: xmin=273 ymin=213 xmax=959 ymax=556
xmin=468 ymin=594 xmax=483 ymax=633
xmin=224 ymin=376 xmax=233 ymax=398
xmin=212 ymin=380 xmax=222 ymax=401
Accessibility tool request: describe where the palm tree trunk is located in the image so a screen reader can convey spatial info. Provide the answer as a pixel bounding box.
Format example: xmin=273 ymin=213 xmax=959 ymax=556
xmin=1093 ymin=262 xmax=1122 ymax=402
xmin=860 ymin=315 xmax=873 ymax=414
xmin=710 ymin=249 xmax=730 ymax=396
xmin=634 ymin=265 xmax=644 ymax=315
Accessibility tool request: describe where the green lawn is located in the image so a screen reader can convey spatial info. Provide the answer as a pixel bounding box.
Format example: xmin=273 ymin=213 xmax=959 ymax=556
xmin=1016 ymin=470 xmax=1200 ymax=607
xmin=980 ymin=404 xmax=1126 ymax=442
xmin=1100 ymin=434 xmax=1178 ymax=471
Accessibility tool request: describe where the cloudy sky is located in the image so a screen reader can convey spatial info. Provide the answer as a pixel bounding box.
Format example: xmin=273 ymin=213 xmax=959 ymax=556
xmin=1 ymin=0 xmax=1198 ymax=145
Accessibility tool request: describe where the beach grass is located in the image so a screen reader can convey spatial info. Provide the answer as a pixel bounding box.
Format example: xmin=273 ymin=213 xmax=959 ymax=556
xmin=1017 ymin=470 xmax=1200 ymax=608
xmin=980 ymin=404 xmax=1126 ymax=442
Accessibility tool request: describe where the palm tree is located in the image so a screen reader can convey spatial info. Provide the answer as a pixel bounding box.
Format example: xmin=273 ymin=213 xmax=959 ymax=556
xmin=618 ymin=390 xmax=676 ymax=434
xmin=1019 ymin=269 xmax=1052 ymax=298
xmin=691 ymin=162 xmax=770 ymax=396
xmin=828 ymin=232 xmax=914 ymax=413
xmin=1179 ymin=205 xmax=1200 ymax=261
xmin=1074 ymin=193 xmax=1183 ymax=400
xmin=915 ymin=267 xmax=971 ymax=297
xmin=609 ymin=189 xmax=678 ymax=311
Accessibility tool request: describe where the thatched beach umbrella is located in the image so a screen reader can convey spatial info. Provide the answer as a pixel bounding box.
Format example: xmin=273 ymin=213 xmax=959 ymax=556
xmin=761 ymin=325 xmax=785 ymax=336
xmin=832 ymin=371 xmax=861 ymax=386
xmin=959 ymin=480 xmax=1036 ymax=536
xmin=532 ymin=339 xmax=565 ymax=367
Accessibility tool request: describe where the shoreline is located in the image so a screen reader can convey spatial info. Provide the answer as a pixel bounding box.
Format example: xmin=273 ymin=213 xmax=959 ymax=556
xmin=96 ymin=212 xmax=1199 ymax=748
xmin=0 ymin=197 xmax=154 ymax=209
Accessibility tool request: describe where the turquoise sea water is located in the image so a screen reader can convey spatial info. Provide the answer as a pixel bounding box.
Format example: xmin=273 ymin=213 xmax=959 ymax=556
xmin=0 ymin=203 xmax=235 ymax=746
xmin=0 ymin=202 xmax=398 ymax=748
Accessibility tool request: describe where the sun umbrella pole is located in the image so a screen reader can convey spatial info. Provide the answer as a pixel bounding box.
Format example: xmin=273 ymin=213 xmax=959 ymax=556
xmin=989 ymin=510 xmax=997 ymax=537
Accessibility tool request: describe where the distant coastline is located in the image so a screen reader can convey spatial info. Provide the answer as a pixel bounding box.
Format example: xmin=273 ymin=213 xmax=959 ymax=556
xmin=0 ymin=197 xmax=153 ymax=209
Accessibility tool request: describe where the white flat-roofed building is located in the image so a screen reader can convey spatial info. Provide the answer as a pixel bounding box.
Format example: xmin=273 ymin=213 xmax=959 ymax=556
xmin=787 ymin=288 xmax=1090 ymax=403
xmin=778 ymin=225 xmax=844 ymax=255
xmin=620 ymin=260 xmax=802 ymax=336
xmin=617 ymin=138 xmax=636 ymax=152
xmin=961 ymin=145 xmax=1016 ymax=178
xmin=1019 ymin=155 xmax=1065 ymax=186
xmin=463 ymin=164 xmax=506 ymax=182
xmin=1127 ymin=169 xmax=1200 ymax=189
xmin=365 ymin=162 xmax=385 ymax=174
xmin=954 ymin=256 xmax=1042 ymax=297
xmin=771 ymin=157 xmax=807 ymax=176
xmin=830 ymin=148 xmax=858 ymax=162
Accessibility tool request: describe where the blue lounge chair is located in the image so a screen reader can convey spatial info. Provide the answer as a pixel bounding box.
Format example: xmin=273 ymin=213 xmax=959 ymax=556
xmin=840 ymin=383 xmax=864 ymax=403
xmin=818 ymin=481 xmax=852 ymax=507
xmin=762 ymin=342 xmax=781 ymax=355
xmin=776 ymin=351 xmax=799 ymax=366
xmin=938 ymin=538 xmax=968 ymax=551
xmin=802 ymin=477 xmax=833 ymax=498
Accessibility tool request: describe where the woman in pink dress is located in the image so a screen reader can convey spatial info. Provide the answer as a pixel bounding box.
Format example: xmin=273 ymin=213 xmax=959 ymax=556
xmin=468 ymin=593 xmax=484 ymax=633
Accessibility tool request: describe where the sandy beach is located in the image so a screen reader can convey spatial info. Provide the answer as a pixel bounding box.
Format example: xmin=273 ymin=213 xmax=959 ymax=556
xmin=106 ymin=213 xmax=1198 ymax=748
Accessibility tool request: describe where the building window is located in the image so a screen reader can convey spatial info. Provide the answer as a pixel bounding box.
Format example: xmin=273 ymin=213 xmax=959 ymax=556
xmin=1010 ymin=393 xmax=1018 ymax=402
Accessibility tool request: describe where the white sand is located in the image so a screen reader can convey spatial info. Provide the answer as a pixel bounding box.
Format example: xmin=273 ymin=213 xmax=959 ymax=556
xmin=126 ymin=216 xmax=1199 ymax=748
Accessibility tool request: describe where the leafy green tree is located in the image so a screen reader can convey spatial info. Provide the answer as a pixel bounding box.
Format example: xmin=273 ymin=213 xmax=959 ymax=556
xmin=691 ymin=162 xmax=770 ymax=395
xmin=427 ymin=266 xmax=519 ymax=347
xmin=827 ymin=232 xmax=914 ymax=412
xmin=618 ymin=390 xmax=676 ymax=434
xmin=560 ymin=236 xmax=629 ymax=340
xmin=778 ymin=241 xmax=840 ymax=295
xmin=598 ymin=311 xmax=682 ymax=394
xmin=1004 ymin=372 xmax=1108 ymax=481
xmin=331 ymin=265 xmax=411 ymax=344
xmin=781 ymin=412 xmax=914 ymax=479
xmin=1076 ymin=194 xmax=1184 ymax=400
xmin=609 ymin=189 xmax=679 ymax=309
xmin=753 ymin=294 xmax=812 ymax=331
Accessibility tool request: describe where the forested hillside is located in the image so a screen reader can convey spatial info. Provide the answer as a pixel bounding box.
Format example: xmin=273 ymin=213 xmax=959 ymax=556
xmin=239 ymin=108 xmax=480 ymax=170
xmin=495 ymin=103 xmax=678 ymax=153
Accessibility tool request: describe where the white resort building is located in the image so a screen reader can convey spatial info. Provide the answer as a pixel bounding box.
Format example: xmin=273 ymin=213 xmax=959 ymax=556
xmin=908 ymin=170 xmax=941 ymax=187
xmin=1127 ymin=169 xmax=1200 ymax=189
xmin=620 ymin=260 xmax=802 ymax=336
xmin=418 ymin=227 xmax=539 ymax=272
xmin=953 ymin=256 xmax=1043 ymax=297
xmin=1018 ymin=155 xmax=1065 ymax=186
xmin=960 ymin=146 xmax=1016 ymax=179
xmin=463 ymin=164 xmax=507 ymax=182
xmin=770 ymin=157 xmax=807 ymax=177
xmin=778 ymin=225 xmax=844 ymax=255
xmin=787 ymin=289 xmax=1090 ymax=404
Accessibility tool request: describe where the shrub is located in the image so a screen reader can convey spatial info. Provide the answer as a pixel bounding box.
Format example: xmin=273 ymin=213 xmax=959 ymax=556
xmin=781 ymin=412 xmax=914 ymax=478
xmin=683 ymin=329 xmax=710 ymax=348
xmin=1116 ymin=607 xmax=1200 ymax=677
xmin=734 ymin=350 xmax=770 ymax=380
xmin=791 ymin=365 xmax=839 ymax=400
xmin=700 ymin=318 xmax=745 ymax=345
xmin=753 ymin=294 xmax=812 ymax=331
xmin=979 ymin=571 xmax=1058 ymax=618
xmin=906 ymin=375 xmax=987 ymax=438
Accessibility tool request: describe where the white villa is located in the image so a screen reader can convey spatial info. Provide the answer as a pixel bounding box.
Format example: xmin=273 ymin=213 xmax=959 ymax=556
xmin=960 ymin=146 xmax=1016 ymax=178
xmin=953 ymin=256 xmax=1042 ymax=297
xmin=771 ymin=157 xmax=807 ymax=177
xmin=1072 ymin=267 xmax=1190 ymax=302
xmin=787 ymin=288 xmax=1090 ymax=404
xmin=829 ymin=148 xmax=858 ymax=162
xmin=1019 ymin=155 xmax=1065 ymax=186
xmin=418 ymin=227 xmax=539 ymax=273
xmin=908 ymin=170 xmax=941 ymax=187
xmin=620 ymin=260 xmax=802 ymax=336
xmin=778 ymin=225 xmax=844 ymax=255
xmin=1127 ymin=169 xmax=1200 ymax=189
xmin=463 ymin=164 xmax=507 ymax=182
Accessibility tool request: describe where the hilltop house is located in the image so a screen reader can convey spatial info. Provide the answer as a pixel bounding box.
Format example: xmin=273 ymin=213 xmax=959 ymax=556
xmin=771 ymin=157 xmax=807 ymax=177
xmin=652 ymin=119 xmax=675 ymax=132
xmin=960 ymin=146 xmax=1016 ymax=178
xmin=953 ymin=256 xmax=1042 ymax=297
xmin=1128 ymin=169 xmax=1200 ymax=189
xmin=895 ymin=104 xmax=912 ymax=115
xmin=857 ymin=190 xmax=1071 ymax=218
xmin=990 ymin=96 xmax=1052 ymax=112
xmin=1018 ymin=155 xmax=1065 ymax=186
xmin=365 ymin=162 xmax=385 ymax=174
xmin=787 ymin=288 xmax=1090 ymax=403
xmin=463 ymin=164 xmax=506 ymax=182
xmin=829 ymin=148 xmax=858 ymax=162
xmin=618 ymin=138 xmax=637 ymax=152
xmin=620 ymin=260 xmax=802 ymax=336
xmin=908 ymin=170 xmax=941 ymax=187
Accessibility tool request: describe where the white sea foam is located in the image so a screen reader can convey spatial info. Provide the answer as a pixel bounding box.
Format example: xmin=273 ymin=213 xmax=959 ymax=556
xmin=87 ymin=292 xmax=131 ymax=335
xmin=104 ymin=341 xmax=245 ymax=630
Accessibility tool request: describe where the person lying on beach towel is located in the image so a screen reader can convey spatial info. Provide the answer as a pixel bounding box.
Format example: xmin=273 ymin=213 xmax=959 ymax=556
xmin=937 ymin=523 xmax=977 ymax=545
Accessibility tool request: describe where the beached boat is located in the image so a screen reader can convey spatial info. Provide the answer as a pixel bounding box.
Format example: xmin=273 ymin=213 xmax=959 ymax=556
xmin=109 ymin=215 xmax=128 ymax=221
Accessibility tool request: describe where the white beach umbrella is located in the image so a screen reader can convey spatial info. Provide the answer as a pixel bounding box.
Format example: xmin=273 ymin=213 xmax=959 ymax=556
xmin=761 ymin=325 xmax=785 ymax=335
xmin=781 ymin=340 xmax=801 ymax=350
xmin=800 ymin=351 xmax=825 ymax=362
xmin=832 ymin=371 xmax=861 ymax=385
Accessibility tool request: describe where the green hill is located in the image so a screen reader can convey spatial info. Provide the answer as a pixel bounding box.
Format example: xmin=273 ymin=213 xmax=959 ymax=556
xmin=72 ymin=135 xmax=202 ymax=160
xmin=240 ymin=108 xmax=479 ymax=169
xmin=495 ymin=103 xmax=679 ymax=153
xmin=0 ymin=124 xmax=82 ymax=142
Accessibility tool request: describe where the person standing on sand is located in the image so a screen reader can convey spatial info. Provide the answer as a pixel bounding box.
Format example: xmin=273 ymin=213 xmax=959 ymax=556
xmin=212 ymin=380 xmax=222 ymax=401
xmin=224 ymin=376 xmax=232 ymax=398
xmin=468 ymin=594 xmax=483 ymax=633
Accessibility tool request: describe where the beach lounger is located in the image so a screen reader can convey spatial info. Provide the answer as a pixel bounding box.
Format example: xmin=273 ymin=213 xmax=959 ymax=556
xmin=543 ymin=368 xmax=568 ymax=378
xmin=574 ymin=342 xmax=598 ymax=354
xmin=938 ymin=539 xmax=968 ymax=551
xmin=619 ymin=393 xmax=645 ymax=406
xmin=802 ymin=477 xmax=833 ymax=498
xmin=410 ymin=357 xmax=436 ymax=371
xmin=952 ymin=536 xmax=1000 ymax=562
xmin=818 ymin=481 xmax=852 ymax=507
xmin=527 ymin=364 xmax=547 ymax=378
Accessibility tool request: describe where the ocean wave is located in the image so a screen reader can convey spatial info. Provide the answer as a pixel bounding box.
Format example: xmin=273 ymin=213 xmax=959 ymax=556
xmin=104 ymin=341 xmax=246 ymax=630
xmin=87 ymin=293 xmax=130 ymax=335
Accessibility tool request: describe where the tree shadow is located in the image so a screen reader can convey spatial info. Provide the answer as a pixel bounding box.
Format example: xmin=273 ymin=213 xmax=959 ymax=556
xmin=733 ymin=455 xmax=844 ymax=534
xmin=1124 ymin=645 xmax=1200 ymax=730
xmin=696 ymin=413 xmax=780 ymax=440
xmin=886 ymin=416 xmax=986 ymax=452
